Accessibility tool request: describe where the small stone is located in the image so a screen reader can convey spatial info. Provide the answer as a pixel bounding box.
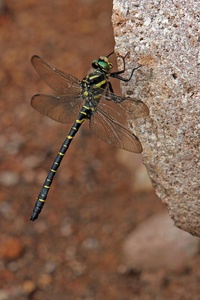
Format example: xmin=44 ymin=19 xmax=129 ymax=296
xmin=0 ymin=269 xmax=14 ymax=284
xmin=21 ymin=280 xmax=36 ymax=294
xmin=0 ymin=172 xmax=19 ymax=186
xmin=68 ymin=260 xmax=86 ymax=276
xmin=0 ymin=290 xmax=9 ymax=300
xmin=0 ymin=237 xmax=24 ymax=261
xmin=38 ymin=274 xmax=53 ymax=288
xmin=60 ymin=218 xmax=73 ymax=237
xmin=123 ymin=212 xmax=200 ymax=272
xmin=22 ymin=155 xmax=43 ymax=169
xmin=82 ymin=238 xmax=100 ymax=249
xmin=44 ymin=261 xmax=57 ymax=274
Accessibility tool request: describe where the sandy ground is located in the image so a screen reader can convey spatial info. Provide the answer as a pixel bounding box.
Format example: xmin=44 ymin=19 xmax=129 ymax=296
xmin=0 ymin=1 xmax=199 ymax=299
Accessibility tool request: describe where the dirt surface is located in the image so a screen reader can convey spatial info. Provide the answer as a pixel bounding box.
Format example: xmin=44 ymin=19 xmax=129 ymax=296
xmin=0 ymin=1 xmax=199 ymax=299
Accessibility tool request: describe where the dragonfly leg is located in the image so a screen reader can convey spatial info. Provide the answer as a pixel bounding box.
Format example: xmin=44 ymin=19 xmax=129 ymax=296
xmin=105 ymin=83 xmax=120 ymax=103
xmin=106 ymin=50 xmax=114 ymax=58
xmin=111 ymin=65 xmax=141 ymax=82
xmin=110 ymin=52 xmax=141 ymax=82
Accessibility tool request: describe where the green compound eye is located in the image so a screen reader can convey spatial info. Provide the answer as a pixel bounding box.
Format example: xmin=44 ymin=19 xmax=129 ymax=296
xmin=98 ymin=60 xmax=111 ymax=72
xmin=92 ymin=58 xmax=113 ymax=73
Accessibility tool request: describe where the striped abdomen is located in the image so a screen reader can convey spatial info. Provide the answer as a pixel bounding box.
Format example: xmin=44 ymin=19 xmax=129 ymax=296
xmin=30 ymin=105 xmax=91 ymax=221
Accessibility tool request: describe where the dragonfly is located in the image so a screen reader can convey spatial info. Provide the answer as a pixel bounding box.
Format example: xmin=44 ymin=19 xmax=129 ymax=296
xmin=30 ymin=51 xmax=149 ymax=221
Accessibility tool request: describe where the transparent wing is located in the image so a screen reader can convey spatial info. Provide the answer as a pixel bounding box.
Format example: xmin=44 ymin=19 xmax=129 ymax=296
xmin=31 ymin=93 xmax=83 ymax=124
xmin=90 ymin=107 xmax=143 ymax=153
xmin=117 ymin=97 xmax=149 ymax=119
xmin=101 ymin=90 xmax=149 ymax=120
xmin=31 ymin=55 xmax=81 ymax=94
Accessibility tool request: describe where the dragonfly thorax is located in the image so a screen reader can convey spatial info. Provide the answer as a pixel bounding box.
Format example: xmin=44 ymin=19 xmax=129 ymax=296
xmin=81 ymin=70 xmax=109 ymax=106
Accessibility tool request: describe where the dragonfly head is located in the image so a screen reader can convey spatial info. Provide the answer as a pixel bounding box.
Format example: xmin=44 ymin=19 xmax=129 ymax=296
xmin=92 ymin=56 xmax=113 ymax=73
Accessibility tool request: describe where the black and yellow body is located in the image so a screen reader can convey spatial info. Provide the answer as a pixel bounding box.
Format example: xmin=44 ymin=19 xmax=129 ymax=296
xmin=30 ymin=105 xmax=91 ymax=221
xmin=30 ymin=52 xmax=149 ymax=221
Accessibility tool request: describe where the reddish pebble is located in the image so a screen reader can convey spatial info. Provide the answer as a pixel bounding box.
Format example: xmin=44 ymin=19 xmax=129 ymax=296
xmin=0 ymin=237 xmax=24 ymax=261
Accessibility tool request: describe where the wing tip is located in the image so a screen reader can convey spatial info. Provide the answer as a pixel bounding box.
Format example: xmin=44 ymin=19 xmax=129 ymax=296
xmin=31 ymin=55 xmax=43 ymax=67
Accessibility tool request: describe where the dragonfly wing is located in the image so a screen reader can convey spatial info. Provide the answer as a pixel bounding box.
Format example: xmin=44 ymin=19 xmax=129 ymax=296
xmin=117 ymin=97 xmax=149 ymax=119
xmin=31 ymin=55 xmax=81 ymax=94
xmin=101 ymin=90 xmax=149 ymax=119
xmin=31 ymin=94 xmax=83 ymax=124
xmin=90 ymin=108 xmax=143 ymax=153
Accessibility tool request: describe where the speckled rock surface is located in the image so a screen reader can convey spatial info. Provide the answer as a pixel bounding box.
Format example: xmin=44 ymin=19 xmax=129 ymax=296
xmin=112 ymin=0 xmax=200 ymax=237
